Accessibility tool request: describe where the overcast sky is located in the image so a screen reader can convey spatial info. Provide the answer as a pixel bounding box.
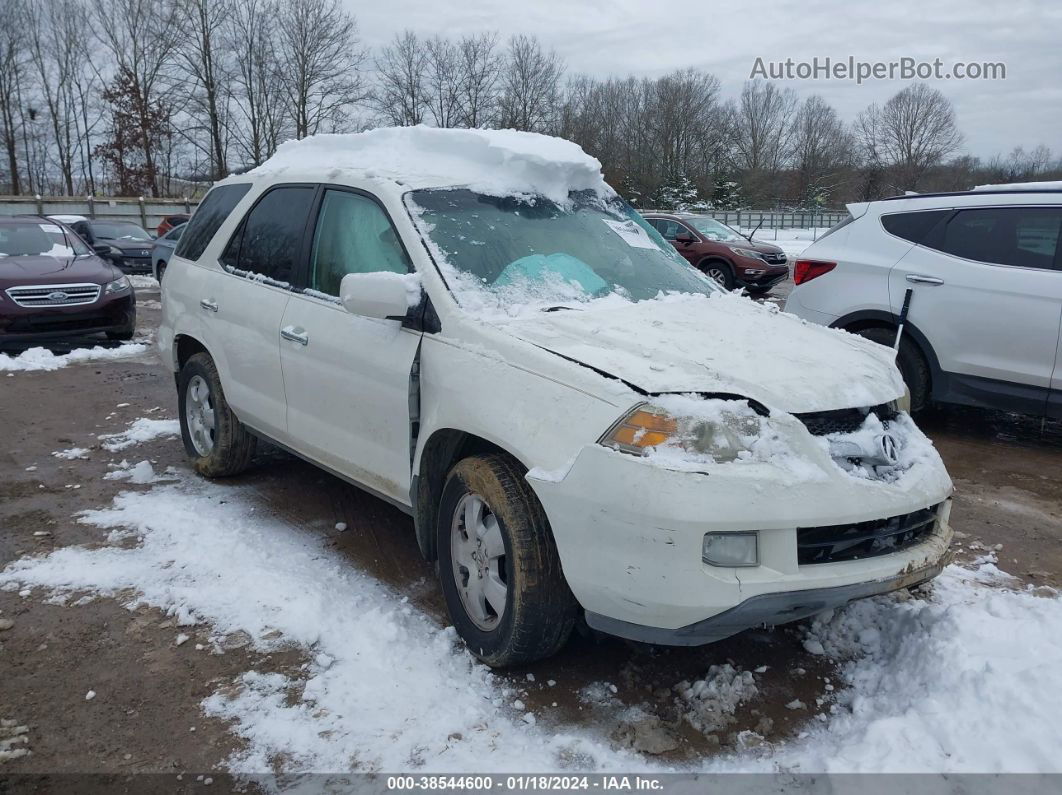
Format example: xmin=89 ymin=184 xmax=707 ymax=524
xmin=349 ymin=0 xmax=1061 ymax=159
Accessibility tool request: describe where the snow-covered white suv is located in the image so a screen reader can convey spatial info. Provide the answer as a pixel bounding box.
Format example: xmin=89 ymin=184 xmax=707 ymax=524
xmin=159 ymin=127 xmax=953 ymax=666
xmin=785 ymin=187 xmax=1062 ymax=418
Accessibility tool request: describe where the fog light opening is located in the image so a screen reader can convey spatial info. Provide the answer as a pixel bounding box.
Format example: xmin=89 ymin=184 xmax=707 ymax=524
xmin=702 ymin=532 xmax=759 ymax=567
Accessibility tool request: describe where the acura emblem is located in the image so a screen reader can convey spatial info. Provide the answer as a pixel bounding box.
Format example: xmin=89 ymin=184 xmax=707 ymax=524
xmin=878 ymin=433 xmax=899 ymax=464
xmin=48 ymin=291 xmax=69 ymax=301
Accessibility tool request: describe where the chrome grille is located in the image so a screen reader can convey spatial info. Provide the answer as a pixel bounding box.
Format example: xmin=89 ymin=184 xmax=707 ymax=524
xmin=6 ymin=283 xmax=102 ymax=307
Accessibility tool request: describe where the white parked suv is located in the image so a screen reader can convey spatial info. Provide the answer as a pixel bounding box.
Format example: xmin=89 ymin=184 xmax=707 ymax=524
xmin=785 ymin=187 xmax=1062 ymax=418
xmin=159 ymin=127 xmax=953 ymax=666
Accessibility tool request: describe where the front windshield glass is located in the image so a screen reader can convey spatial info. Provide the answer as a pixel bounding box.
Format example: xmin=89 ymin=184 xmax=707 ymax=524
xmin=687 ymin=216 xmax=745 ymax=242
xmin=92 ymin=222 xmax=151 ymax=241
xmin=0 ymin=221 xmax=90 ymax=258
xmin=408 ymin=189 xmax=718 ymax=312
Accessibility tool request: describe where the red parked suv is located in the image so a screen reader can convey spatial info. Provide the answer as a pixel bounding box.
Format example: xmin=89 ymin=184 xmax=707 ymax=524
xmin=643 ymin=212 xmax=789 ymax=294
xmin=0 ymin=216 xmax=136 ymax=346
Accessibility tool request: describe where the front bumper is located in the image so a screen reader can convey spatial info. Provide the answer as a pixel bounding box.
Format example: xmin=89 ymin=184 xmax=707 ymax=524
xmin=585 ymin=554 xmax=948 ymax=645
xmin=111 ymin=255 xmax=152 ymax=273
xmin=528 ymin=440 xmax=953 ymax=637
xmin=736 ymin=262 xmax=789 ymax=289
xmin=0 ymin=292 xmax=135 ymax=344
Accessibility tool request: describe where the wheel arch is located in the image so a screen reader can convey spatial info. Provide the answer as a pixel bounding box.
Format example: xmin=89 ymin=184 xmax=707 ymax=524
xmin=830 ymin=309 xmax=943 ymax=394
xmin=411 ymin=428 xmax=531 ymax=562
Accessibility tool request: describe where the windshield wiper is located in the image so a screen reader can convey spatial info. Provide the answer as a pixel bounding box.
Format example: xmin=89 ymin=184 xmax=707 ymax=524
xmin=742 ymin=218 xmax=764 ymax=244
xmin=542 ymin=305 xmax=583 ymax=312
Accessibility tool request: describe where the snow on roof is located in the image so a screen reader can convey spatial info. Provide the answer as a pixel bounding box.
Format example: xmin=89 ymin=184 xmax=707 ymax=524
xmin=973 ymin=180 xmax=1062 ymax=192
xmin=243 ymin=126 xmax=612 ymax=203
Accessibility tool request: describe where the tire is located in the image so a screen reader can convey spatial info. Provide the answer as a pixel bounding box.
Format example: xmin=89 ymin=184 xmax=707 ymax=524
xmin=437 ymin=454 xmax=578 ymax=667
xmin=177 ymin=352 xmax=256 ymax=477
xmin=156 ymin=260 xmax=167 ymax=283
xmin=855 ymin=327 xmax=930 ymax=412
xmin=106 ymin=326 xmax=134 ymax=341
xmin=700 ymin=260 xmax=734 ymax=290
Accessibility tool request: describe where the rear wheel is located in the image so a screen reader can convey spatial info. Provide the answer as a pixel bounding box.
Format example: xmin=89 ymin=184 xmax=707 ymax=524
xmin=854 ymin=327 xmax=930 ymax=412
xmin=177 ymin=352 xmax=256 ymax=477
xmin=437 ymin=454 xmax=578 ymax=667
xmin=701 ymin=260 xmax=734 ymax=290
xmin=156 ymin=260 xmax=167 ymax=283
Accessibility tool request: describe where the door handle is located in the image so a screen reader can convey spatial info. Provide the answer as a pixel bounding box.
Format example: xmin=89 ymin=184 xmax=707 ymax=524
xmin=906 ymin=274 xmax=944 ymax=286
xmin=280 ymin=325 xmax=309 ymax=346
xmin=199 ymin=298 xmax=218 ymax=312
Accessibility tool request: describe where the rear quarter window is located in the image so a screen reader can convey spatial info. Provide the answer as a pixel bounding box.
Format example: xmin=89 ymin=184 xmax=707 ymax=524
xmin=881 ymin=210 xmax=950 ymax=244
xmin=815 ymin=213 xmax=854 ymax=242
xmin=175 ymin=183 xmax=252 ymax=262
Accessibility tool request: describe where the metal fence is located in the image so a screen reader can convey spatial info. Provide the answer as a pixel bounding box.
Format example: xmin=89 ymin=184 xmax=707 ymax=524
xmin=0 ymin=195 xmax=198 ymax=231
xmin=0 ymin=195 xmax=850 ymax=234
xmin=640 ymin=208 xmax=848 ymax=230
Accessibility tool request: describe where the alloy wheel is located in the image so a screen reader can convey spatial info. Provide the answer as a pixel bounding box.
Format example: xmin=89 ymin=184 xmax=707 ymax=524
xmin=450 ymin=493 xmax=508 ymax=631
xmin=185 ymin=374 xmax=216 ymax=456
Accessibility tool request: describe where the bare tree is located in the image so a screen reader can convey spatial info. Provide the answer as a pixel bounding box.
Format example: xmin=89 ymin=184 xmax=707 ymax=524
xmin=790 ymin=94 xmax=853 ymax=206
xmin=457 ymin=32 xmax=500 ymax=128
xmin=497 ymin=35 xmax=563 ymax=132
xmin=729 ymin=81 xmax=796 ymax=204
xmin=423 ymin=36 xmax=462 ymax=128
xmin=856 ymin=83 xmax=962 ymax=191
xmin=227 ymin=0 xmax=286 ymax=167
xmin=374 ymin=31 xmax=428 ymax=126
xmin=274 ymin=0 xmax=365 ymax=138
xmin=176 ymin=0 xmax=231 ymax=179
xmin=90 ymin=0 xmax=182 ymax=195
xmin=0 ymin=0 xmax=29 ymax=193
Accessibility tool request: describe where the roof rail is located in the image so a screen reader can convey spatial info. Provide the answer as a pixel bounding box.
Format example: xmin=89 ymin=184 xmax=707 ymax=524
xmin=877 ymin=188 xmax=1062 ymax=202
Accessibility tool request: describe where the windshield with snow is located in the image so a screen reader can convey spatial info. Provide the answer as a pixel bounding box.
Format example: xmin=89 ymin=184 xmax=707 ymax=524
xmin=687 ymin=216 xmax=745 ymax=242
xmin=408 ymin=189 xmax=718 ymax=311
xmin=0 ymin=221 xmax=90 ymax=258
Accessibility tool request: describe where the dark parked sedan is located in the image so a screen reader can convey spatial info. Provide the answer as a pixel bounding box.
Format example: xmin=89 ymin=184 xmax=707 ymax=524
xmin=58 ymin=217 xmax=156 ymax=273
xmin=0 ymin=217 xmax=136 ymax=345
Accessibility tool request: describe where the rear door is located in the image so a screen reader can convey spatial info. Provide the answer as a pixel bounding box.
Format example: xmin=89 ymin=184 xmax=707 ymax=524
xmin=278 ymin=186 xmax=422 ymax=503
xmin=211 ymin=184 xmax=317 ymax=439
xmin=888 ymin=205 xmax=1062 ymax=412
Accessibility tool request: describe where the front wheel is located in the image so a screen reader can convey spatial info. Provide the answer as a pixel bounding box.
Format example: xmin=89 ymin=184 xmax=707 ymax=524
xmin=701 ymin=261 xmax=734 ymax=290
xmin=177 ymin=352 xmax=256 ymax=477
xmin=437 ymin=454 xmax=578 ymax=667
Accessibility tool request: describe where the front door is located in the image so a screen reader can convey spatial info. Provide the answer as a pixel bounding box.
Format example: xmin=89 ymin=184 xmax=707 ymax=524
xmin=889 ymin=205 xmax=1062 ymax=413
xmin=279 ymin=187 xmax=422 ymax=504
xmin=211 ymin=184 xmax=316 ymax=439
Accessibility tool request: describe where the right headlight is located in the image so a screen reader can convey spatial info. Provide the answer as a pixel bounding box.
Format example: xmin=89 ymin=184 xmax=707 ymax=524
xmin=600 ymin=401 xmax=763 ymax=463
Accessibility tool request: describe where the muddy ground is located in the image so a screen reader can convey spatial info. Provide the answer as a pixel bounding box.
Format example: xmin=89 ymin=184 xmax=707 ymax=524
xmin=1 ymin=285 xmax=1060 ymax=777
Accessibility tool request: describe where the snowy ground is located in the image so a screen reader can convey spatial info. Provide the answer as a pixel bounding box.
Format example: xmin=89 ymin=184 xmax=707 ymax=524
xmin=3 ymin=436 xmax=1061 ymax=775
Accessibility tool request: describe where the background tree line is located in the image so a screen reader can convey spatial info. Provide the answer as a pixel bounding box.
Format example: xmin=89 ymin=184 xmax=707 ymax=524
xmin=1 ymin=0 xmax=1059 ymax=209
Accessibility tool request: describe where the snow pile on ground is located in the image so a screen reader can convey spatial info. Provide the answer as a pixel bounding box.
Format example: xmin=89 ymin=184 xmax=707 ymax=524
xmin=98 ymin=418 xmax=180 ymax=452
xmin=128 ymin=275 xmax=159 ymax=289
xmin=0 ymin=343 xmax=149 ymax=373
xmin=0 ymin=720 xmax=31 ymax=762
xmin=675 ymin=664 xmax=758 ymax=735
xmin=52 ymin=447 xmax=91 ymax=460
xmin=2 ymin=473 xmax=1062 ymax=773
xmin=246 ymin=126 xmax=611 ymax=205
xmin=0 ymin=483 xmax=636 ymax=774
xmin=103 ymin=460 xmax=160 ymax=484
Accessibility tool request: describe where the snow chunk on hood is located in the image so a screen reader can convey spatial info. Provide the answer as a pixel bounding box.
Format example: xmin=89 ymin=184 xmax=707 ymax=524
xmin=245 ymin=126 xmax=612 ymax=204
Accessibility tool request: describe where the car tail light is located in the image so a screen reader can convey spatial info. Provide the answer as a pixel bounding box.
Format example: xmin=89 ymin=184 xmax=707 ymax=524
xmin=793 ymin=259 xmax=836 ymax=285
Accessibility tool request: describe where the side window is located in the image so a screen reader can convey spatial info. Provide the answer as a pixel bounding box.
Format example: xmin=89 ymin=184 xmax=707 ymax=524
xmin=658 ymin=220 xmax=682 ymax=240
xmin=880 ymin=210 xmax=949 ymax=244
xmin=224 ymin=186 xmax=315 ymax=285
xmin=175 ymin=183 xmax=252 ymax=261
xmin=933 ymin=207 xmax=1062 ymax=269
xmin=307 ymin=189 xmax=410 ymax=297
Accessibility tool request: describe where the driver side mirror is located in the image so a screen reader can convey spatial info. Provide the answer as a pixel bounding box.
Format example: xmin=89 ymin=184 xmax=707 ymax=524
xmin=92 ymin=244 xmax=112 ymax=258
xmin=674 ymin=232 xmax=696 ymax=244
xmin=339 ymin=271 xmax=419 ymax=320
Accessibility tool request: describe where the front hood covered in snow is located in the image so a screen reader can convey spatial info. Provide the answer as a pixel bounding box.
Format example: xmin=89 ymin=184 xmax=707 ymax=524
xmin=493 ymin=293 xmax=905 ymax=414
